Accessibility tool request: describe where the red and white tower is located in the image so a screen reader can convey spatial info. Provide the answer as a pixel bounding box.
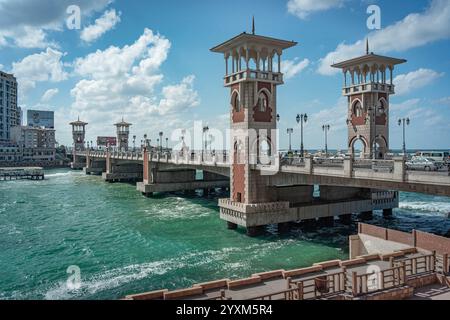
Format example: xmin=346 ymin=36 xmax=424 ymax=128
xmin=115 ymin=118 xmax=132 ymax=151
xmin=211 ymin=26 xmax=297 ymax=235
xmin=332 ymin=40 xmax=406 ymax=159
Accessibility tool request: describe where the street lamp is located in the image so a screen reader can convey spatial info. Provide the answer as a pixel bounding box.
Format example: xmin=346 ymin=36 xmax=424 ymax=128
xmin=287 ymin=128 xmax=293 ymax=152
xmin=322 ymin=124 xmax=331 ymax=157
xmin=133 ymin=135 xmax=136 ymax=152
xmin=202 ymin=126 xmax=209 ymax=161
xmin=398 ymin=118 xmax=410 ymax=156
xmin=165 ymin=137 xmax=168 ymax=150
xmin=159 ymin=132 xmax=163 ymax=151
xmin=276 ymin=114 xmax=280 ymax=122
xmin=296 ymin=113 xmax=307 ymax=158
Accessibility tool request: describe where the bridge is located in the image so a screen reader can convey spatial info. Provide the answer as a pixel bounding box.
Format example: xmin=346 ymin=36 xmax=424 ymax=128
xmin=69 ymin=29 xmax=450 ymax=236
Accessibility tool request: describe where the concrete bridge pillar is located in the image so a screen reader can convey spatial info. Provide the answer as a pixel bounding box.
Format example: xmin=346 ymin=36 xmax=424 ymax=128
xmin=383 ymin=208 xmax=393 ymax=217
xmin=106 ymin=152 xmax=113 ymax=174
xmin=344 ymin=155 xmax=353 ymax=177
xmin=227 ymin=222 xmax=238 ymax=230
xmin=393 ymin=156 xmax=406 ymax=182
xmin=86 ymin=151 xmax=91 ymax=169
xmin=318 ymin=216 xmax=334 ymax=227
xmin=277 ymin=222 xmax=291 ymax=234
xmin=246 ymin=226 xmax=265 ymax=237
xmin=359 ymin=210 xmax=373 ymax=220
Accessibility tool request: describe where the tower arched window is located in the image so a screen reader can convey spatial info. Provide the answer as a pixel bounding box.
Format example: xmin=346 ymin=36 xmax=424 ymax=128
xmin=378 ymin=99 xmax=386 ymax=114
xmin=232 ymin=92 xmax=240 ymax=112
xmin=353 ymin=101 xmax=363 ymax=117
xmin=257 ymin=92 xmax=268 ymax=112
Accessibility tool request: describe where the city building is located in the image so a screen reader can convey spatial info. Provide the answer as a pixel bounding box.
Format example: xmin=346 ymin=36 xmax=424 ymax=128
xmin=0 ymin=143 xmax=21 ymax=163
xmin=27 ymin=110 xmax=55 ymax=129
xmin=10 ymin=126 xmax=56 ymax=163
xmin=0 ymin=71 xmax=20 ymax=142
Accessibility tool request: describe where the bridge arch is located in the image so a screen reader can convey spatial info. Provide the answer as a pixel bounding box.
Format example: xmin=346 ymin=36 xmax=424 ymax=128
xmin=349 ymin=135 xmax=368 ymax=159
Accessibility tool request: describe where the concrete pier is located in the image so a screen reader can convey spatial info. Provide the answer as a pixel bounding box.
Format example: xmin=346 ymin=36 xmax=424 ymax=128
xmin=383 ymin=208 xmax=393 ymax=217
xmin=339 ymin=213 xmax=353 ymax=224
xmin=227 ymin=222 xmax=238 ymax=230
xmin=318 ymin=216 xmax=334 ymax=227
xmin=246 ymin=226 xmax=264 ymax=237
xmin=359 ymin=210 xmax=373 ymax=220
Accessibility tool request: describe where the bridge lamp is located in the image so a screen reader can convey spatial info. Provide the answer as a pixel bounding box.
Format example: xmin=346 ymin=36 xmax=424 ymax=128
xmin=322 ymin=124 xmax=331 ymax=157
xmin=398 ymin=118 xmax=410 ymax=156
xmin=276 ymin=114 xmax=280 ymax=122
xmin=296 ymin=113 xmax=307 ymax=158
xmin=287 ymin=128 xmax=294 ymax=152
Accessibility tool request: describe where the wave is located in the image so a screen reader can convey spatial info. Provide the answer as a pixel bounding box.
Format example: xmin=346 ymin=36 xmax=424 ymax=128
xmin=45 ymin=172 xmax=72 ymax=178
xmin=399 ymin=201 xmax=450 ymax=215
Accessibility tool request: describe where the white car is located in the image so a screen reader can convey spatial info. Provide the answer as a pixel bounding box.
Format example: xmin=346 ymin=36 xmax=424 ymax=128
xmin=406 ymin=157 xmax=437 ymax=171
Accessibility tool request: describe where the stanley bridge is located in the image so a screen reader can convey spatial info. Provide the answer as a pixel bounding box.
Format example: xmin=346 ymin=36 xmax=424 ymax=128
xmin=70 ymin=30 xmax=450 ymax=236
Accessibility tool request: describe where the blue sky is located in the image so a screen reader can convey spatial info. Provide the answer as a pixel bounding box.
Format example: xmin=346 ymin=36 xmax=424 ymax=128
xmin=0 ymin=0 xmax=449 ymax=150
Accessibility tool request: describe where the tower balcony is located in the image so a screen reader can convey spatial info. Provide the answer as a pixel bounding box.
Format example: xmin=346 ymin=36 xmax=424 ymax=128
xmin=224 ymin=69 xmax=284 ymax=86
xmin=342 ymin=82 xmax=395 ymax=96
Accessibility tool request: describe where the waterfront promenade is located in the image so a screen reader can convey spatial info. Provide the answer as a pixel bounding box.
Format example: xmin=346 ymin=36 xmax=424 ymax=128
xmin=125 ymin=223 xmax=450 ymax=301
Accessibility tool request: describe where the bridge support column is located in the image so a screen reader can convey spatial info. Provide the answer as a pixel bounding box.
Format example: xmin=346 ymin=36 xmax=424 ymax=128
xmin=383 ymin=208 xmax=393 ymax=217
xmin=277 ymin=222 xmax=291 ymax=234
xmin=301 ymin=218 xmax=317 ymax=229
xmin=318 ymin=216 xmax=334 ymax=227
xmin=227 ymin=222 xmax=238 ymax=230
xmin=359 ymin=210 xmax=373 ymax=220
xmin=339 ymin=213 xmax=353 ymax=224
xmin=246 ymin=226 xmax=264 ymax=237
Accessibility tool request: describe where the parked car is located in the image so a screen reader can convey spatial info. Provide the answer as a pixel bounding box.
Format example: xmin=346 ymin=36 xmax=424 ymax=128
xmin=406 ymin=157 xmax=438 ymax=171
xmin=415 ymin=151 xmax=449 ymax=167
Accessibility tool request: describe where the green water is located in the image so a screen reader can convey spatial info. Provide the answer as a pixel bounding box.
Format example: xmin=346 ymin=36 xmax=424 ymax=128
xmin=1 ymin=169 xmax=449 ymax=300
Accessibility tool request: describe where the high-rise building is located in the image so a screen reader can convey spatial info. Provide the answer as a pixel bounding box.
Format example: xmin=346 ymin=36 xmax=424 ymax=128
xmin=0 ymin=71 xmax=20 ymax=142
xmin=27 ymin=110 xmax=55 ymax=129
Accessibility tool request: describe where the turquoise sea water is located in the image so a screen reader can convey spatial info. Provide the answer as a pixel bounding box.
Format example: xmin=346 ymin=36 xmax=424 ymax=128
xmin=1 ymin=168 xmax=449 ymax=300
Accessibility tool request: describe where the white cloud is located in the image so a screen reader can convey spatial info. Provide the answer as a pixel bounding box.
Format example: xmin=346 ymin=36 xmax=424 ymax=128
xmin=11 ymin=48 xmax=68 ymax=95
xmin=0 ymin=0 xmax=111 ymax=48
xmin=41 ymin=88 xmax=59 ymax=102
xmin=434 ymin=96 xmax=450 ymax=106
xmin=318 ymin=0 xmax=450 ymax=75
xmin=158 ymin=75 xmax=200 ymax=114
xmin=287 ymin=0 xmax=345 ymax=19
xmin=390 ymin=99 xmax=421 ymax=112
xmin=394 ymin=69 xmax=443 ymax=96
xmin=81 ymin=9 xmax=121 ymax=43
xmin=281 ymin=58 xmax=310 ymax=79
xmin=66 ymin=28 xmax=200 ymax=144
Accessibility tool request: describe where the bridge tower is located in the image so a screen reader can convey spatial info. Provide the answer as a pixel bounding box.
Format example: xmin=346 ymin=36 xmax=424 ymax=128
xmin=70 ymin=117 xmax=88 ymax=151
xmin=331 ymin=40 xmax=406 ymax=159
xmin=69 ymin=117 xmax=88 ymax=169
xmin=115 ymin=118 xmax=132 ymax=151
xmin=211 ymin=27 xmax=297 ymax=235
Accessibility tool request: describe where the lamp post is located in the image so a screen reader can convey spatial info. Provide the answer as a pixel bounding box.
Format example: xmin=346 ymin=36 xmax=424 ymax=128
xmin=398 ymin=118 xmax=410 ymax=156
xmin=202 ymin=126 xmax=209 ymax=161
xmin=159 ymin=132 xmax=163 ymax=152
xmin=165 ymin=137 xmax=168 ymax=150
xmin=287 ymin=128 xmax=293 ymax=152
xmin=296 ymin=113 xmax=307 ymax=158
xmin=133 ymin=135 xmax=136 ymax=152
xmin=322 ymin=125 xmax=331 ymax=157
